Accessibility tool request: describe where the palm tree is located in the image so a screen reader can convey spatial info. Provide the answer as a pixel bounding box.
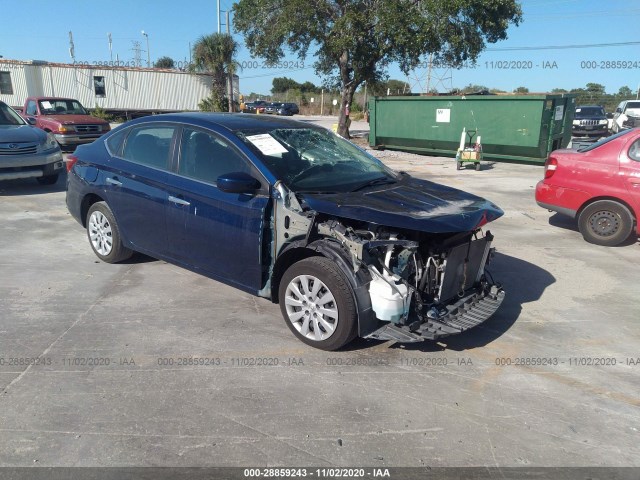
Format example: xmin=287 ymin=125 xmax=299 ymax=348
xmin=192 ymin=33 xmax=239 ymax=112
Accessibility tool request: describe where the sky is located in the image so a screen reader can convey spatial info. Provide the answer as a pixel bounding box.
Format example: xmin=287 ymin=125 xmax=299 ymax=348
xmin=1 ymin=0 xmax=639 ymax=96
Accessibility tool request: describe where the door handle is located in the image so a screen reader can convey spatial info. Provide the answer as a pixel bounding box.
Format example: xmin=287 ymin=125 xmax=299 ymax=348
xmin=627 ymin=178 xmax=640 ymax=185
xmin=169 ymin=195 xmax=190 ymax=206
xmin=106 ymin=177 xmax=122 ymax=186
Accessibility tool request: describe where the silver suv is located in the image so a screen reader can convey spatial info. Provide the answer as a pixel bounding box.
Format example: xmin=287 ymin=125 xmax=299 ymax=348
xmin=0 ymin=101 xmax=64 ymax=185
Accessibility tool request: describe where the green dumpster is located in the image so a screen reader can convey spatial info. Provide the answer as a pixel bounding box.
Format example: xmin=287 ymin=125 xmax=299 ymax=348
xmin=368 ymin=94 xmax=576 ymax=164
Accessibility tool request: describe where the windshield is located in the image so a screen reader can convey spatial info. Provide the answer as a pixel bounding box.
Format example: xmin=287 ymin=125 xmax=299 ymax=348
xmin=39 ymin=99 xmax=87 ymax=115
xmin=575 ymin=107 xmax=605 ymax=118
xmin=0 ymin=102 xmax=26 ymax=126
xmin=577 ymin=129 xmax=634 ymax=152
xmin=237 ymin=127 xmax=397 ymax=192
xmin=624 ymin=101 xmax=640 ymax=115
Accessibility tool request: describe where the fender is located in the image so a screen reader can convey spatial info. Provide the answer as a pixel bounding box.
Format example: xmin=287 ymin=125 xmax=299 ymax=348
xmin=276 ymin=238 xmax=381 ymax=337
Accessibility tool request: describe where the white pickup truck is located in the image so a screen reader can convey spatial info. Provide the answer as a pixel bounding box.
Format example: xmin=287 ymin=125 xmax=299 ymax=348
xmin=611 ymin=99 xmax=640 ymax=133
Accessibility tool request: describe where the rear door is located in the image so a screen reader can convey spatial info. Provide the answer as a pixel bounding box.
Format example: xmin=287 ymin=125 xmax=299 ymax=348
xmin=165 ymin=126 xmax=269 ymax=292
xmin=101 ymin=124 xmax=177 ymax=255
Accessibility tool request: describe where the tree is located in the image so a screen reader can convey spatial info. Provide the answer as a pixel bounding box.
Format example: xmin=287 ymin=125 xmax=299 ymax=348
xmin=461 ymin=84 xmax=490 ymax=94
xmin=366 ymin=79 xmax=411 ymax=96
xmin=272 ymin=77 xmax=302 ymax=93
xmin=513 ymin=86 xmax=529 ymax=94
xmin=618 ymin=86 xmax=633 ymax=98
xmin=192 ymin=33 xmax=239 ymax=112
xmin=233 ymin=0 xmax=522 ymax=137
xmin=154 ymin=56 xmax=175 ymax=69
xmin=551 ymin=88 xmax=567 ymax=94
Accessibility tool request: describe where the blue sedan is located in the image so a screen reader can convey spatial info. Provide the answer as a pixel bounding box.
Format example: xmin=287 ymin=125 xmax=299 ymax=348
xmin=66 ymin=113 xmax=505 ymax=350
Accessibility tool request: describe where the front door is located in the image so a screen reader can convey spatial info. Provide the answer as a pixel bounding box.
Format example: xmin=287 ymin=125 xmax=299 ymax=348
xmin=165 ymin=127 xmax=269 ymax=292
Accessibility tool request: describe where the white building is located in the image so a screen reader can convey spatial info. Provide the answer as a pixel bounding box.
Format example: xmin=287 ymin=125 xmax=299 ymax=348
xmin=0 ymin=59 xmax=240 ymax=115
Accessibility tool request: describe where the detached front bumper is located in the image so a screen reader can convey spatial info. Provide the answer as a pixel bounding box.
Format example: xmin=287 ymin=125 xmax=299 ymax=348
xmin=365 ymin=284 xmax=505 ymax=342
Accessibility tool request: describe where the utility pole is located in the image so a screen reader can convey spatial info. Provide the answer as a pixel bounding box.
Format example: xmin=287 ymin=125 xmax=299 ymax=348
xmin=131 ymin=41 xmax=142 ymax=68
xmin=217 ymin=0 xmax=221 ymax=33
xmin=226 ymin=10 xmax=234 ymax=112
xmin=321 ymin=89 xmax=324 ymax=115
xmin=108 ymin=33 xmax=113 ymax=62
xmin=425 ymin=53 xmax=433 ymax=94
xmin=141 ymin=31 xmax=150 ymax=67
xmin=68 ymin=31 xmax=76 ymax=62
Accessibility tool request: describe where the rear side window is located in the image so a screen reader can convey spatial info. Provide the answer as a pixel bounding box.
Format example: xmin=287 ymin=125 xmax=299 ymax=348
xmin=105 ymin=128 xmax=128 ymax=156
xmin=629 ymin=139 xmax=640 ymax=162
xmin=26 ymin=100 xmax=37 ymax=116
xmin=122 ymin=126 xmax=175 ymax=170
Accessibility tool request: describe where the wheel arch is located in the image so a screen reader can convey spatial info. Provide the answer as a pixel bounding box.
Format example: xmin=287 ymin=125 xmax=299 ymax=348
xmin=80 ymin=193 xmax=106 ymax=227
xmin=577 ymin=196 xmax=638 ymax=227
xmin=271 ymin=238 xmax=378 ymax=338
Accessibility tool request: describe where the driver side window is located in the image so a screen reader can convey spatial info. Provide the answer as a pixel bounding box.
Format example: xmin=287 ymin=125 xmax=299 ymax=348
xmin=178 ymin=128 xmax=250 ymax=184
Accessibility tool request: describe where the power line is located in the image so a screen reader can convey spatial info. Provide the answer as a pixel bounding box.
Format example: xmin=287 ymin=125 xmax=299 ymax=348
xmin=487 ymin=40 xmax=640 ymax=52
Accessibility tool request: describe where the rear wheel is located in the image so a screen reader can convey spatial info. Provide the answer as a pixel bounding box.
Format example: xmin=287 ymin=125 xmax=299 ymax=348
xmin=279 ymin=257 xmax=357 ymax=350
xmin=86 ymin=202 xmax=133 ymax=263
xmin=578 ymin=200 xmax=634 ymax=246
xmin=37 ymin=174 xmax=59 ymax=185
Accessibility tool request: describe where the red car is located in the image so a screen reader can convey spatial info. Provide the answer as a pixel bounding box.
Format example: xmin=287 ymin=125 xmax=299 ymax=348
xmin=535 ymin=128 xmax=640 ymax=246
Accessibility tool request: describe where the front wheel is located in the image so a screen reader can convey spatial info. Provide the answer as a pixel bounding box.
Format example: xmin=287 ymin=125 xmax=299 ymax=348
xmin=578 ymin=200 xmax=634 ymax=246
xmin=86 ymin=202 xmax=133 ymax=263
xmin=279 ymin=257 xmax=357 ymax=350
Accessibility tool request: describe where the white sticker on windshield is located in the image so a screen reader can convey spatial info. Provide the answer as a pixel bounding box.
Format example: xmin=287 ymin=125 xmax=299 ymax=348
xmin=246 ymin=134 xmax=288 ymax=156
xmin=41 ymin=101 xmax=52 ymax=109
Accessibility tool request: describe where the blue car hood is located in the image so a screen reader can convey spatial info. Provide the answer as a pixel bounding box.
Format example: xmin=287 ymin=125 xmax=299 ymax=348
xmin=0 ymin=125 xmax=47 ymax=143
xmin=299 ymin=175 xmax=503 ymax=233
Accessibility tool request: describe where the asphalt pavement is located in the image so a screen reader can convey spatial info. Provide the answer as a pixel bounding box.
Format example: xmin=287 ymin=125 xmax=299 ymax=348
xmin=0 ymin=117 xmax=638 ymax=468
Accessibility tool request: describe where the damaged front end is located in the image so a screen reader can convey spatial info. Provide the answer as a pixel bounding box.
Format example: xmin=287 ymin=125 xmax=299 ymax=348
xmin=267 ymin=181 xmax=505 ymax=344
xmin=317 ymin=220 xmax=504 ymax=343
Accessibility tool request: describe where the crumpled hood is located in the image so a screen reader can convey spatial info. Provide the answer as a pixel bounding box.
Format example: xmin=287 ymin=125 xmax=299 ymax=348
xmin=299 ymin=174 xmax=503 ymax=233
xmin=0 ymin=125 xmax=47 ymax=143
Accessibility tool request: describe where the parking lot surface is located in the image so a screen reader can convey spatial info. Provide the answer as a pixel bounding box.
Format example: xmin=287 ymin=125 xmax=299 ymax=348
xmin=0 ymin=121 xmax=639 ymax=467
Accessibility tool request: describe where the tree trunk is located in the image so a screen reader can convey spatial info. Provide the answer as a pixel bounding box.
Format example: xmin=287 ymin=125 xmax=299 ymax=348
xmin=337 ymin=51 xmax=358 ymax=138
xmin=337 ymin=84 xmax=356 ymax=138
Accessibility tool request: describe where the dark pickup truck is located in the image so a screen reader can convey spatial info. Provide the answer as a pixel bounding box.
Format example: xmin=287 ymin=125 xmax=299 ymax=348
xmin=22 ymin=97 xmax=110 ymax=148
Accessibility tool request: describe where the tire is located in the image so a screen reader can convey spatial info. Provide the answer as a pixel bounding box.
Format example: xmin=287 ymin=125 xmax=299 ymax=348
xmin=279 ymin=257 xmax=358 ymax=350
xmin=37 ymin=174 xmax=59 ymax=185
xmin=578 ymin=200 xmax=634 ymax=246
xmin=86 ymin=202 xmax=133 ymax=263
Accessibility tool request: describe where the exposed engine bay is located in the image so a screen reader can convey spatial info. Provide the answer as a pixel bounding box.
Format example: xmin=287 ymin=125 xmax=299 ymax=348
xmin=266 ymin=181 xmax=505 ymax=343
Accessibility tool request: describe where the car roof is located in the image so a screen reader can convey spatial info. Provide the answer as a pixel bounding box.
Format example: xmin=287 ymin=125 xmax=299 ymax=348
xmin=125 ymin=112 xmax=315 ymax=132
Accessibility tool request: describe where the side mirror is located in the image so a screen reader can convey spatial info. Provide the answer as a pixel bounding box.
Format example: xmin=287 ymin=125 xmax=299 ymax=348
xmin=616 ymin=108 xmax=622 ymax=114
xmin=26 ymin=117 xmax=37 ymax=125
xmin=217 ymin=172 xmax=260 ymax=194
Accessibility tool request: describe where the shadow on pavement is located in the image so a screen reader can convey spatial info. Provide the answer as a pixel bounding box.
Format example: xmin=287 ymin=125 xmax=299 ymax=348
xmin=362 ymin=252 xmax=557 ymax=353
xmin=548 ymin=212 xmax=639 ymax=247
xmin=0 ymin=172 xmax=67 ymax=196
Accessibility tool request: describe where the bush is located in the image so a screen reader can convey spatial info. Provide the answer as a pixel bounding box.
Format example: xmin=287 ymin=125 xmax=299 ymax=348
xmin=90 ymin=105 xmax=113 ymax=122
